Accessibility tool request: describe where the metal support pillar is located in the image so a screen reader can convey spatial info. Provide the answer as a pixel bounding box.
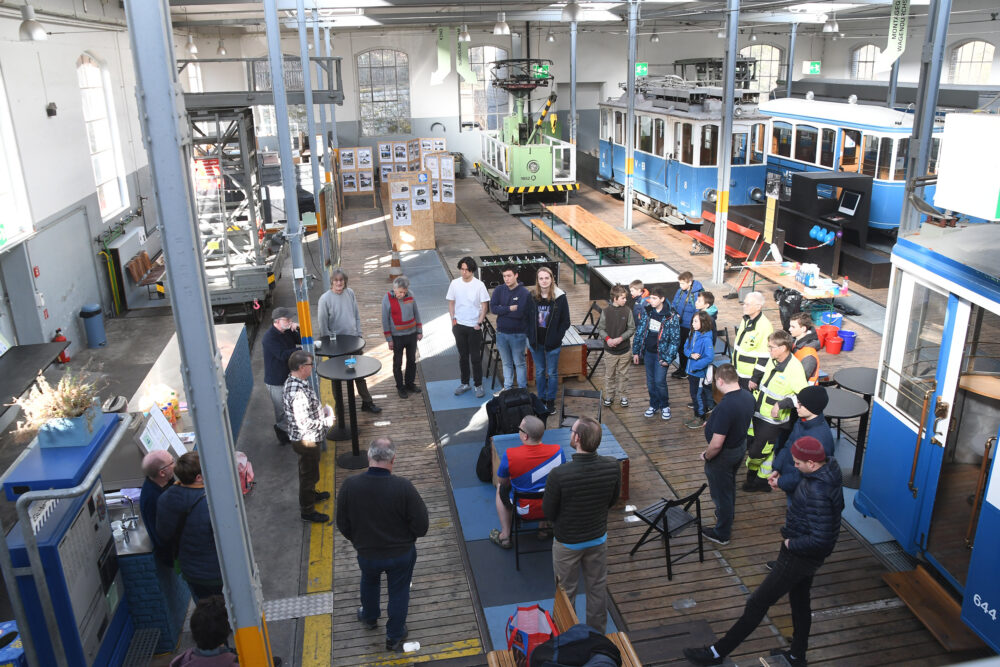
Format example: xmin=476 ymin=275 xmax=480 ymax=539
xmin=899 ymin=0 xmax=952 ymax=236
xmin=623 ymin=0 xmax=637 ymax=230
xmin=713 ymin=0 xmax=740 ymax=284
xmin=122 ymin=1 xmax=272 ymax=664
xmin=296 ymin=0 xmax=327 ymax=271
xmin=786 ymin=23 xmax=797 ymax=98
xmin=887 ymin=57 xmax=900 ymax=108
xmin=323 ymin=27 xmax=340 ymax=267
xmin=264 ymin=0 xmax=316 ymax=391
xmin=570 ymin=20 xmax=578 ymax=144
xmin=312 ymin=10 xmax=332 ymax=275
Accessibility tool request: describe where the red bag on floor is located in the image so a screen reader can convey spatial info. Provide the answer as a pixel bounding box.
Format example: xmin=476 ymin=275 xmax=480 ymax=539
xmin=507 ymin=604 xmax=559 ymax=665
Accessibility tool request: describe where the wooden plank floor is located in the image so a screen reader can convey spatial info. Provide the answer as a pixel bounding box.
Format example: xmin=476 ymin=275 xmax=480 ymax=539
xmin=328 ymin=179 xmax=991 ymax=666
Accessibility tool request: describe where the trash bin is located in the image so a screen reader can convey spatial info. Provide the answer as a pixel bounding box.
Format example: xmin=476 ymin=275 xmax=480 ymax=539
xmin=820 ymin=311 xmax=843 ymax=328
xmin=79 ymin=304 xmax=107 ymax=348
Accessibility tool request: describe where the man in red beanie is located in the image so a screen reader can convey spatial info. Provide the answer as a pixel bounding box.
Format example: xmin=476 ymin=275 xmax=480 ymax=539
xmin=683 ymin=436 xmax=844 ymax=667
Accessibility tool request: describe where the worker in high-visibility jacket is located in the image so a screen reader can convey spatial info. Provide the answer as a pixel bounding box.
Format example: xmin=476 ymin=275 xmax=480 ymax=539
xmin=789 ymin=312 xmax=821 ymax=385
xmin=744 ymin=330 xmax=809 ymax=492
xmin=731 ymin=292 xmax=773 ymax=391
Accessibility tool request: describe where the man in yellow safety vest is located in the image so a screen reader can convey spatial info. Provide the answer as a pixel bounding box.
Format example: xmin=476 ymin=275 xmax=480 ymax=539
xmin=744 ymin=331 xmax=808 ymax=492
xmin=731 ymin=292 xmax=773 ymax=391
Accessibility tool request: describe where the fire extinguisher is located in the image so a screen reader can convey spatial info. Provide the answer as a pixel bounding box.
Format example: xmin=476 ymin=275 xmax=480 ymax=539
xmin=53 ymin=328 xmax=71 ymax=363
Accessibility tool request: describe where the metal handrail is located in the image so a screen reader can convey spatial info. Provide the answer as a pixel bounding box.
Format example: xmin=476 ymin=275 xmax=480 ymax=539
xmin=966 ymin=436 xmax=995 ymax=548
xmin=908 ymin=389 xmax=934 ymax=498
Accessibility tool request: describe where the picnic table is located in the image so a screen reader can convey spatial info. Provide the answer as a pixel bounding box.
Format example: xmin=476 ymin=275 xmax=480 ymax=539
xmin=545 ymin=204 xmax=647 ymax=265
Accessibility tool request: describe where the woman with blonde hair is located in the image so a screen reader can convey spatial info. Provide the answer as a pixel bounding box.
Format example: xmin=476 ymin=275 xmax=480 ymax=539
xmin=527 ymin=267 xmax=571 ymax=413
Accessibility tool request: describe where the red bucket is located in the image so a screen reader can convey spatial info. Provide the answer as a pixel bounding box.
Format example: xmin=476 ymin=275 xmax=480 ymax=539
xmin=825 ymin=336 xmax=844 ymax=355
xmin=817 ymin=324 xmax=840 ymax=347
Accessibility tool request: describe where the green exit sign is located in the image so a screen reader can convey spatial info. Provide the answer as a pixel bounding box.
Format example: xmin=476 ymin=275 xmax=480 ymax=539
xmin=532 ymin=63 xmax=550 ymax=78
xmin=636 ymin=62 xmax=649 ymax=77
xmin=802 ymin=60 xmax=822 ymax=75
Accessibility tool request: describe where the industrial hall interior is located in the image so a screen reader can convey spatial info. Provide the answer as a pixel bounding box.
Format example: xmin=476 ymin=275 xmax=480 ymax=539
xmin=2 ymin=0 xmax=1000 ymax=665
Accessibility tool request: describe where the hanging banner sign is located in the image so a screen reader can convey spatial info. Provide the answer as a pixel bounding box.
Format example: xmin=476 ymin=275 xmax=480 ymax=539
xmin=456 ymin=41 xmax=476 ymax=83
xmin=874 ymin=0 xmax=910 ymax=72
xmin=430 ymin=27 xmax=452 ymax=85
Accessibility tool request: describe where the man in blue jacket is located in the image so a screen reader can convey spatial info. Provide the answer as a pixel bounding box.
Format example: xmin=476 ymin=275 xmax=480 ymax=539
xmin=261 ymin=307 xmax=300 ymax=445
xmin=684 ymin=436 xmax=844 ymax=667
xmin=671 ymin=271 xmax=703 ymax=379
xmin=490 ymin=265 xmax=534 ymax=393
xmin=771 ymin=386 xmax=835 ymax=498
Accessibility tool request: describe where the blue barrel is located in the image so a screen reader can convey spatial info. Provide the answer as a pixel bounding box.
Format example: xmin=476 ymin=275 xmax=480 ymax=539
xmin=820 ymin=311 xmax=843 ymax=328
xmin=79 ymin=304 xmax=107 ymax=348
xmin=839 ymin=330 xmax=857 ymax=352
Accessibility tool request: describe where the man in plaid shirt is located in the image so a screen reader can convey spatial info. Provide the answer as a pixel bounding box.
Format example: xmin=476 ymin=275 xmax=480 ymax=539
xmin=284 ymin=350 xmax=333 ymax=523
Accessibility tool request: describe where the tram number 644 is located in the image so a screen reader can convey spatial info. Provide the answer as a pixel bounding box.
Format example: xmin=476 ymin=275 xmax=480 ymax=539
xmin=973 ymin=594 xmax=998 ymax=621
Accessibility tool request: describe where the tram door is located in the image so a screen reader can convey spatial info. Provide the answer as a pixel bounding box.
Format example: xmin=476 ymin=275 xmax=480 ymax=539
xmin=961 ymin=422 xmax=1000 ymax=652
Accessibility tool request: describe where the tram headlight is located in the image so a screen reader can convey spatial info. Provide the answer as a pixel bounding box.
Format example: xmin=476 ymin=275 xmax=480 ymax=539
xmin=703 ymin=188 xmax=718 ymax=203
xmin=527 ymin=160 xmax=540 ymax=173
xmin=748 ymin=187 xmax=765 ymax=202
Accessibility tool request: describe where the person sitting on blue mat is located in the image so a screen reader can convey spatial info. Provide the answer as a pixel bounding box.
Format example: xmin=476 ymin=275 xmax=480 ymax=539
xmin=490 ymin=415 xmax=565 ymax=549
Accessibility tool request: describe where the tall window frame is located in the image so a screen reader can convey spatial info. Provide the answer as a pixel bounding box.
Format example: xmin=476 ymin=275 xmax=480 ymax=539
xmin=356 ymin=48 xmax=411 ymax=137
xmin=0 ymin=73 xmax=32 ymax=251
xmin=740 ymin=44 xmax=783 ymax=93
xmin=949 ymin=39 xmax=995 ymax=84
xmin=851 ymin=43 xmax=882 ymax=81
xmin=77 ymin=53 xmax=129 ymax=219
xmin=459 ymin=45 xmax=509 ymax=132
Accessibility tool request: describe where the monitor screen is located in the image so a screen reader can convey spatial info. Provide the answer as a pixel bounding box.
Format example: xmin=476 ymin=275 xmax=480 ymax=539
xmin=838 ymin=190 xmax=862 ymax=216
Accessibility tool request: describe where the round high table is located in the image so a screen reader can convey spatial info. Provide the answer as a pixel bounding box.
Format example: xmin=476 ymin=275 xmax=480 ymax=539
xmin=834 ymin=367 xmax=877 ymax=478
xmin=318 ymin=355 xmax=382 ymax=469
xmin=824 ymin=386 xmax=870 ymax=488
xmin=314 ymin=335 xmax=365 ymax=441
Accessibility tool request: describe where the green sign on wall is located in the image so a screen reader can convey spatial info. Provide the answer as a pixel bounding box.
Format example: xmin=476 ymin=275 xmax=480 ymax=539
xmin=802 ymin=60 xmax=822 ymax=75
xmin=635 ymin=62 xmax=649 ymax=77
xmin=532 ymin=63 xmax=550 ymax=78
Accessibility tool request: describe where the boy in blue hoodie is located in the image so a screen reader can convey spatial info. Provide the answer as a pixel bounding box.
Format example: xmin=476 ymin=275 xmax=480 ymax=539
xmin=671 ymin=271 xmax=703 ymax=379
xmin=490 ymin=265 xmax=534 ymax=393
xmin=632 ymin=286 xmax=680 ymax=420
xmin=696 ymin=291 xmax=718 ymax=343
xmin=684 ymin=311 xmax=716 ymax=429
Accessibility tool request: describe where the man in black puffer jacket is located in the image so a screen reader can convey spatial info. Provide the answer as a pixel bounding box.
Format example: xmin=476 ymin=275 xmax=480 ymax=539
xmin=684 ymin=436 xmax=844 ymax=667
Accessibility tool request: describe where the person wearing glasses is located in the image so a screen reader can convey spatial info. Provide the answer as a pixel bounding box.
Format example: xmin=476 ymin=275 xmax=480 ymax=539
xmin=140 ymin=449 xmax=176 ymax=565
xmin=743 ymin=331 xmax=808 ymax=493
xmin=731 ymin=291 xmax=773 ymax=391
xmin=284 ymin=350 xmax=334 ymax=523
xmin=542 ymin=416 xmax=620 ymax=633
xmin=489 ymin=416 xmax=565 ymax=549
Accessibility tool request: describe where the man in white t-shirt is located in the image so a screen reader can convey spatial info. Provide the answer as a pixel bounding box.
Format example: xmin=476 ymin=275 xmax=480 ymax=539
xmin=446 ymin=256 xmax=490 ymax=398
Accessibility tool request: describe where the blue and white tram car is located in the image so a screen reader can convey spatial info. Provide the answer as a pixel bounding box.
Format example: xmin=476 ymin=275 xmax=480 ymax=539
xmin=598 ymin=84 xmax=769 ymax=224
xmin=854 ymin=224 xmax=1000 ymax=652
xmin=759 ymin=97 xmax=943 ymax=233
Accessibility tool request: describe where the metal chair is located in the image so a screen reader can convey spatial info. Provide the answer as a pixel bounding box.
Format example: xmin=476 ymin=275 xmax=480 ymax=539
xmin=573 ymin=301 xmax=603 ymax=338
xmin=584 ymin=338 xmax=605 ymax=379
xmin=511 ymin=489 xmax=546 ymax=571
xmin=559 ymin=387 xmax=603 ymax=429
xmin=628 ymin=483 xmax=707 ymax=580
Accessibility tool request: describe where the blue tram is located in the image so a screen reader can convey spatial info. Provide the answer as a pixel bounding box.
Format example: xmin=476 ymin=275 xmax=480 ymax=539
xmin=597 ymin=81 xmax=768 ymax=224
xmin=759 ymin=97 xmax=943 ymax=232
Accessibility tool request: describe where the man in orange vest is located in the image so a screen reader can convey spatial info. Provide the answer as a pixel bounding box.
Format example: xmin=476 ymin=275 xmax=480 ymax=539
xmin=788 ymin=313 xmax=820 ymax=385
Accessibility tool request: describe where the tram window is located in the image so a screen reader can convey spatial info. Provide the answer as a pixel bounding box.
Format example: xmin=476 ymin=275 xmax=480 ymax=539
xmin=794 ymin=124 xmax=818 ymax=163
xmin=928 ymin=138 xmax=941 ymax=175
xmin=701 ymin=124 xmax=718 ymax=166
xmin=963 ymin=306 xmax=1000 ymax=376
xmin=638 ymin=115 xmax=653 ymax=153
xmin=820 ymin=129 xmax=836 ymax=168
xmin=750 ymin=123 xmax=765 ymax=164
xmin=654 ymin=119 xmax=666 ymax=156
xmin=678 ymin=122 xmax=694 ymax=164
xmin=862 ymin=134 xmax=879 ymax=177
xmin=601 ymin=109 xmax=609 ymax=140
xmin=732 ymin=132 xmax=748 ymax=165
xmin=894 ymin=138 xmax=909 ymax=181
xmin=614 ymin=111 xmax=624 ymax=145
xmin=839 ymin=129 xmax=862 ymax=172
xmin=879 ymin=273 xmax=948 ymax=425
xmin=771 ymin=122 xmax=792 ymax=158
xmin=877 ymin=136 xmax=893 ymax=179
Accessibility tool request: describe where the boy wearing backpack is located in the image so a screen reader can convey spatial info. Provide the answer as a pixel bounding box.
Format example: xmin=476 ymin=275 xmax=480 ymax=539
xmin=631 ymin=286 xmax=680 ymax=420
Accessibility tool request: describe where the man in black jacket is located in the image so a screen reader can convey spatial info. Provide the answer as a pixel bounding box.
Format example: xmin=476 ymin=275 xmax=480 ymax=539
xmin=336 ymin=437 xmax=429 ymax=652
xmin=543 ymin=416 xmax=620 ymax=632
xmin=684 ymin=436 xmax=844 ymax=667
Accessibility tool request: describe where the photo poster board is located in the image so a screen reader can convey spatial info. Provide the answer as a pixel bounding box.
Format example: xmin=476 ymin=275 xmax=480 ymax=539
xmin=418 ymin=137 xmax=448 ymax=165
xmin=393 ymin=141 xmax=408 ymax=163
xmin=384 ymin=171 xmax=435 ymax=250
xmin=426 ymin=151 xmax=457 ymax=223
xmin=340 ymin=146 xmax=377 ymax=207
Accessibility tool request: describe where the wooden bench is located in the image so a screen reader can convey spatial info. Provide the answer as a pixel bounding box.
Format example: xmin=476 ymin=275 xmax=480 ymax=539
xmin=630 ymin=244 xmax=657 ymax=263
xmin=126 ymin=251 xmax=167 ymax=299
xmin=529 ymin=218 xmax=589 ymax=284
xmin=683 ymin=215 xmax=762 ymax=269
xmin=487 ymin=584 xmax=642 ymax=666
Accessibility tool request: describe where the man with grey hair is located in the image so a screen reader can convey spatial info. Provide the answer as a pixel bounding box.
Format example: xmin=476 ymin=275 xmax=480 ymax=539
xmin=336 ymin=437 xmax=429 ymax=652
xmin=489 ymin=415 xmax=565 ymax=549
xmin=284 ymin=350 xmax=333 ymax=523
xmin=317 ymin=269 xmax=381 ymax=413
xmin=732 ymin=291 xmax=773 ymax=391
xmin=139 ymin=449 xmax=175 ymax=565
xmin=381 ymin=275 xmax=423 ymax=399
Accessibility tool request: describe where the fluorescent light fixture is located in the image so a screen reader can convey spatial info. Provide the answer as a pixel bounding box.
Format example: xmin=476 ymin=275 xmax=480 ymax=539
xmin=459 ymin=24 xmax=471 ymax=42
xmin=494 ymin=11 xmax=510 ymax=35
xmin=789 ymin=2 xmax=860 ymax=12
xmin=187 ymin=34 xmax=199 ymax=55
xmin=561 ymin=1 xmax=581 ymax=22
xmin=19 ymin=4 xmax=47 ymax=42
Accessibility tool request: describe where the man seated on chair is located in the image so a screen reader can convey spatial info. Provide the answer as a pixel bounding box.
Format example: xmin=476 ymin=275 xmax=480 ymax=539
xmin=489 ymin=415 xmax=566 ymax=550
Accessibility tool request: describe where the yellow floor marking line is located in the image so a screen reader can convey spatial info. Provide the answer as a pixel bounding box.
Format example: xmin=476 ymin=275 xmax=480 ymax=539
xmin=300 ymin=615 xmax=333 ymax=667
xmin=355 ymin=638 xmax=483 ymax=665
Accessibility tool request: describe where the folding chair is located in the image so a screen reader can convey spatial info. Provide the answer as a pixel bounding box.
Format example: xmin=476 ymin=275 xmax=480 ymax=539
xmin=559 ymin=387 xmax=602 ymax=429
xmin=511 ymin=489 xmax=546 ymax=571
xmin=628 ymin=483 xmax=707 ymax=580
xmin=584 ymin=338 xmax=605 ymax=379
xmin=713 ymin=327 xmax=731 ymax=358
xmin=573 ymin=301 xmax=603 ymax=338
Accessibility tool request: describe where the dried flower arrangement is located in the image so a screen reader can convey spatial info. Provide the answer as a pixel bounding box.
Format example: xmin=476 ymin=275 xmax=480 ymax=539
xmin=9 ymin=368 xmax=105 ymax=443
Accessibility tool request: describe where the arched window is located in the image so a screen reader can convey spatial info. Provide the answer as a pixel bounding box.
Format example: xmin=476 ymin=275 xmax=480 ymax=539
xmin=740 ymin=44 xmax=783 ymax=92
xmin=851 ymin=44 xmax=882 ymax=80
xmin=460 ymin=46 xmax=509 ymax=132
xmin=949 ymin=40 xmax=995 ymax=84
xmin=0 ymin=74 xmax=32 ymax=251
xmin=77 ymin=53 xmax=128 ymax=218
xmin=357 ymin=49 xmax=411 ymax=136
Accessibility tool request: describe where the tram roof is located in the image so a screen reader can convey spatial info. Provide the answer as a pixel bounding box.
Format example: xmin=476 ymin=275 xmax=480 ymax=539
xmin=601 ymin=93 xmax=769 ymax=121
xmin=896 ymin=225 xmax=1000 ymax=294
xmin=759 ymin=97 xmax=928 ymax=131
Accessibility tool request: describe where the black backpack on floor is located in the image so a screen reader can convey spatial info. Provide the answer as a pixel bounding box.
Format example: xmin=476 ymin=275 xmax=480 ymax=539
xmin=530 ymin=624 xmax=622 ymax=667
xmin=475 ymin=388 xmax=548 ymax=482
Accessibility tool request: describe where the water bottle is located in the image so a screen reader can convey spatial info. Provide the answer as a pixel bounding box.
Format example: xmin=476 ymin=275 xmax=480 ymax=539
xmin=403 ymin=641 xmax=420 ymax=653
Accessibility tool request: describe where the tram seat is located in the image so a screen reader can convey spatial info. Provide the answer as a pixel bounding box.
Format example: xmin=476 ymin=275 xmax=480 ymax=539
xmin=684 ymin=214 xmax=763 ymax=268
